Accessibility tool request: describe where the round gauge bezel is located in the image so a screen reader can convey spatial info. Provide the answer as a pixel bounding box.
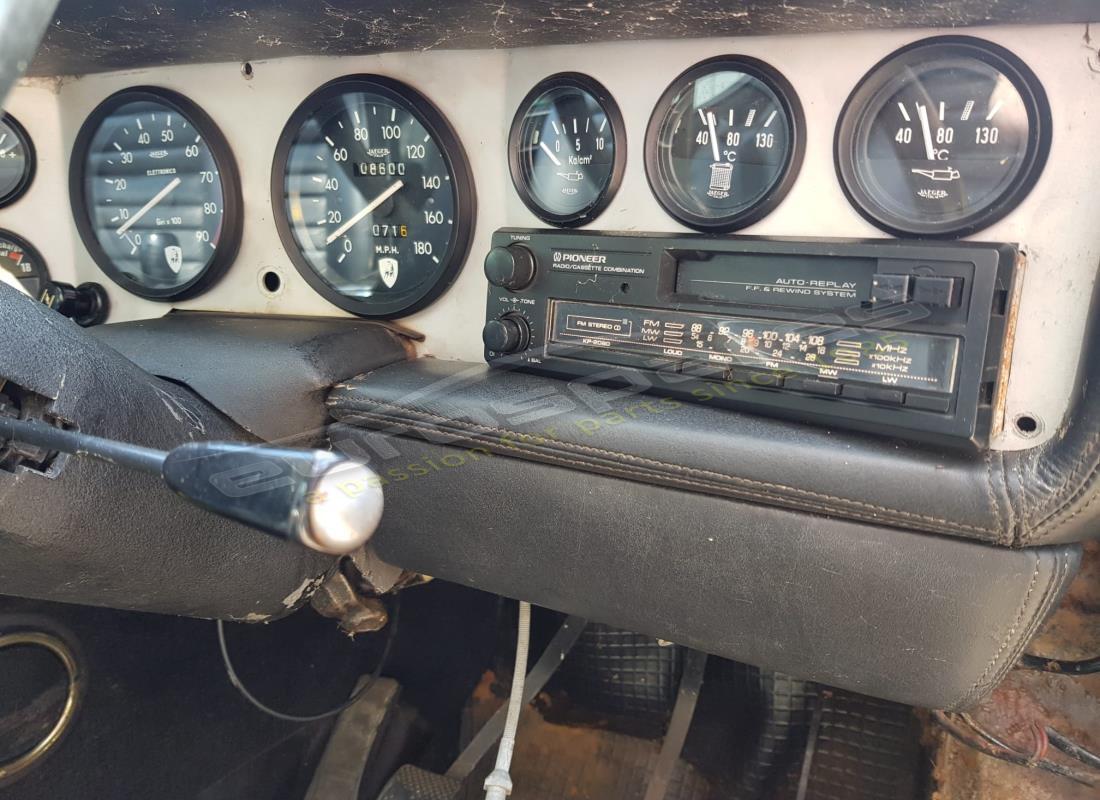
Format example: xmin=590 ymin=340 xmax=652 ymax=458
xmin=0 ymin=114 xmax=36 ymax=208
xmin=644 ymin=55 xmax=806 ymax=233
xmin=507 ymin=72 xmax=627 ymax=228
xmin=834 ymin=36 xmax=1052 ymax=239
xmin=69 ymin=86 xmax=244 ymax=301
xmin=0 ymin=229 xmax=49 ymax=298
xmin=271 ymin=74 xmax=477 ymax=319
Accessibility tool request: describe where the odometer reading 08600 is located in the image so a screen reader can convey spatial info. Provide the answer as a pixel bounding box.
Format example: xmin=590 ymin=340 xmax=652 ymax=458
xmin=274 ymin=75 xmax=475 ymax=318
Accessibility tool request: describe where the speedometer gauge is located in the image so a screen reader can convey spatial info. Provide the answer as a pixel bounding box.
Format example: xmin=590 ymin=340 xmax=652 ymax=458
xmin=645 ymin=56 xmax=805 ymax=232
xmin=835 ymin=37 xmax=1051 ymax=237
xmin=273 ymin=75 xmax=475 ymax=318
xmin=508 ymin=73 xmax=625 ymax=226
xmin=71 ymin=87 xmax=243 ymax=299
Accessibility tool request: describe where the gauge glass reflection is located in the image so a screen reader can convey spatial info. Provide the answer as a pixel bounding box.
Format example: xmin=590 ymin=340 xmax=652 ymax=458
xmin=0 ymin=232 xmax=48 ymax=298
xmin=646 ymin=58 xmax=803 ymax=232
xmin=73 ymin=88 xmax=242 ymax=299
xmin=511 ymin=75 xmax=623 ymax=226
xmin=836 ymin=38 xmax=1050 ymax=236
xmin=274 ymin=77 xmax=475 ymax=318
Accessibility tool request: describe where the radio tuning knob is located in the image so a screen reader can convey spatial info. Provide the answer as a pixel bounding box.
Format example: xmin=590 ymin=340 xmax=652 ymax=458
xmin=482 ymin=314 xmax=531 ymax=354
xmin=484 ymin=244 xmax=536 ymax=291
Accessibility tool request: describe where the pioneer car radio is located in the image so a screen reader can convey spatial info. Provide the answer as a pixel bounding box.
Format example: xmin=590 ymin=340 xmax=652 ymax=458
xmin=482 ymin=229 xmax=1021 ymax=448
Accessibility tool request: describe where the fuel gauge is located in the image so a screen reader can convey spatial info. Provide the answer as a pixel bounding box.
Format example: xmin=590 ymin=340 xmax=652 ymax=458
xmin=508 ymin=73 xmax=626 ymax=227
xmin=0 ymin=231 xmax=48 ymax=299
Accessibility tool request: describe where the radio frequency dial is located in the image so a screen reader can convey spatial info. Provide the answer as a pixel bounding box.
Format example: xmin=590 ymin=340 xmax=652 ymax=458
xmin=482 ymin=313 xmax=531 ymax=354
xmin=484 ymin=244 xmax=536 ymax=291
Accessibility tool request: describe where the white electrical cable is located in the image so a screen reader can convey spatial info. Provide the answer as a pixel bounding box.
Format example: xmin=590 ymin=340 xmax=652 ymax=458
xmin=484 ymin=601 xmax=531 ymax=800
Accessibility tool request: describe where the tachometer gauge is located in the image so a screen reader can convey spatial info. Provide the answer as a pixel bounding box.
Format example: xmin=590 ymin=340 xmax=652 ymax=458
xmin=273 ymin=75 xmax=475 ymax=318
xmin=508 ymin=73 xmax=625 ymax=226
xmin=70 ymin=87 xmax=243 ymax=300
xmin=645 ymin=56 xmax=805 ymax=232
xmin=835 ymin=37 xmax=1051 ymax=237
xmin=0 ymin=115 xmax=35 ymax=207
xmin=0 ymin=231 xmax=48 ymax=298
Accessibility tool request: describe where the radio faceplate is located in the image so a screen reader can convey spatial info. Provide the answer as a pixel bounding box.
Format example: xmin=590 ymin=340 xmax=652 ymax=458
xmin=483 ymin=229 xmax=1020 ymax=448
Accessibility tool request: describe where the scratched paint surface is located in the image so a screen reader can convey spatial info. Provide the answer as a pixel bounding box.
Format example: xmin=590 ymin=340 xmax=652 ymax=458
xmin=31 ymin=0 xmax=1098 ymax=77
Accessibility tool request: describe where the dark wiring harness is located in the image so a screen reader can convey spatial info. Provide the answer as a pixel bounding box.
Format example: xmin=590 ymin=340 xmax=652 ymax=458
xmin=1020 ymin=653 xmax=1100 ymax=676
xmin=932 ymin=710 xmax=1098 ymax=788
xmin=215 ymin=598 xmax=399 ymax=723
xmin=1047 ymin=727 xmax=1100 ymax=773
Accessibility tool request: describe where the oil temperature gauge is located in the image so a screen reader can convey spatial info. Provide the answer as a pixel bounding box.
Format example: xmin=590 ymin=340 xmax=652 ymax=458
xmin=0 ymin=231 xmax=48 ymax=298
xmin=835 ymin=37 xmax=1051 ymax=237
xmin=508 ymin=73 xmax=626 ymax=227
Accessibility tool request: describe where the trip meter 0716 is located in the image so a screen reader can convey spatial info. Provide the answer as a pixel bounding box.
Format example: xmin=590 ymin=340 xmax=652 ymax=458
xmin=70 ymin=87 xmax=243 ymax=299
xmin=273 ymin=75 xmax=475 ymax=318
xmin=645 ymin=56 xmax=805 ymax=232
xmin=835 ymin=37 xmax=1051 ymax=237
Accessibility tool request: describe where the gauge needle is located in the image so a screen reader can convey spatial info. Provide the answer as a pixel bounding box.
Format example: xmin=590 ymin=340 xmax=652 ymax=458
xmin=325 ymin=179 xmax=404 ymax=245
xmin=116 ymin=177 xmax=181 ymax=235
xmin=539 ymin=141 xmax=562 ymax=167
xmin=0 ymin=269 xmax=27 ymax=296
xmin=916 ymin=104 xmax=936 ymax=161
xmin=706 ymin=111 xmax=721 ymax=163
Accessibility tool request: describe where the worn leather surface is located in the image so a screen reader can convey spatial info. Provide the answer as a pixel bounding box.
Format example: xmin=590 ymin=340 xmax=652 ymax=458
xmin=328 ymin=358 xmax=1100 ymax=546
xmin=326 ymin=423 xmax=1080 ymax=709
xmin=93 ymin=312 xmax=411 ymax=443
xmin=0 ymin=287 xmax=337 ymax=619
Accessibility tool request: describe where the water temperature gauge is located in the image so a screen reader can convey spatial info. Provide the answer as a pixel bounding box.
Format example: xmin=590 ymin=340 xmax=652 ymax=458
xmin=508 ymin=73 xmax=626 ymax=227
xmin=645 ymin=56 xmax=805 ymax=232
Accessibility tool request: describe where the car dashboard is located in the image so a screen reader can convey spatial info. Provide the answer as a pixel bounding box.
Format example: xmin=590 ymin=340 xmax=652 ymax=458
xmin=3 ymin=18 xmax=1096 ymax=448
xmin=1 ymin=1 xmax=1098 ymax=715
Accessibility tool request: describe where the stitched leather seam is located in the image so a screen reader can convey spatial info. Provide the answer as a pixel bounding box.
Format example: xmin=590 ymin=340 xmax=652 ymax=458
xmin=1001 ymin=452 xmax=1019 ymax=545
xmin=1027 ymin=435 xmax=1100 ymax=534
xmin=963 ymin=551 xmax=1071 ymax=708
xmin=1031 ymin=468 xmax=1100 ymax=531
xmin=1037 ymin=432 xmax=1100 ymax=509
xmin=331 ymin=399 xmax=998 ymax=536
xmin=1037 ymin=480 xmax=1100 ymax=542
xmin=965 ymin=554 xmax=1041 ymax=700
xmin=985 ymin=453 xmax=1003 ymax=539
xmin=339 ymin=401 xmax=996 ymax=536
xmin=340 ymin=410 xmax=980 ymax=532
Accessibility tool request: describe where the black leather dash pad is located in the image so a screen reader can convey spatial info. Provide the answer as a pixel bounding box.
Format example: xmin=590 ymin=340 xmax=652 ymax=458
xmin=324 ymin=359 xmax=1085 ymax=708
xmin=323 ymin=419 xmax=1079 ymax=710
xmin=328 ymin=358 xmax=1100 ymax=547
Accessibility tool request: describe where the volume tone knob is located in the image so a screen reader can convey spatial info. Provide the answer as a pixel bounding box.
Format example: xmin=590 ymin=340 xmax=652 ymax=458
xmin=482 ymin=314 xmax=531 ymax=354
xmin=484 ymin=245 xmax=536 ymax=291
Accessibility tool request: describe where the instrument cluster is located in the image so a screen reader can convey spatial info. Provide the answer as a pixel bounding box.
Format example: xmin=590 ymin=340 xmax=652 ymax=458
xmin=0 ymin=35 xmax=1052 ymax=321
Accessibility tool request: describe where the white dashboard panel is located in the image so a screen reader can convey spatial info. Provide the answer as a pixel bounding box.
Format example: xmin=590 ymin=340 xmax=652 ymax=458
xmin=2 ymin=23 xmax=1097 ymax=449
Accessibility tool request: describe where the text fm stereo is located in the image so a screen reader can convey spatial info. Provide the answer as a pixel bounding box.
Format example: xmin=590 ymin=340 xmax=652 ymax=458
xmin=482 ymin=229 xmax=1021 ymax=448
